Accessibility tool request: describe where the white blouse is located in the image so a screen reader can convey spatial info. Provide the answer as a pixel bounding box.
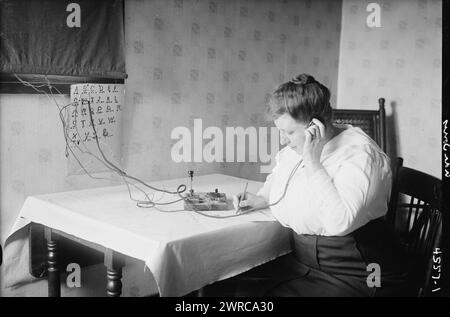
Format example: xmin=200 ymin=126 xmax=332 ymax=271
xmin=257 ymin=125 xmax=392 ymax=236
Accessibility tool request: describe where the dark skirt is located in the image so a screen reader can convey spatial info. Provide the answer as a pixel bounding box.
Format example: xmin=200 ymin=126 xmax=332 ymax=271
xmin=235 ymin=217 xmax=409 ymax=297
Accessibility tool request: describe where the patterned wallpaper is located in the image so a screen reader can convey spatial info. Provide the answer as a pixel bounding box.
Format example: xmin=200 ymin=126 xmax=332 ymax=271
xmin=123 ymin=0 xmax=342 ymax=183
xmin=2 ymin=0 xmax=441 ymax=298
xmin=337 ymin=0 xmax=442 ymax=178
xmin=0 ymin=0 xmax=342 ymax=296
xmin=0 ymin=94 xmax=126 ymax=295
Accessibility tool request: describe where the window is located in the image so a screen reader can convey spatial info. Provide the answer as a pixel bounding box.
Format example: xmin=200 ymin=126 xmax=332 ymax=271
xmin=0 ymin=0 xmax=127 ymax=94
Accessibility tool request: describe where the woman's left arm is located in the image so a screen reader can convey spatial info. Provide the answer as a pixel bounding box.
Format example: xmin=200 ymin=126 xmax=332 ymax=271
xmin=306 ymin=153 xmax=375 ymax=235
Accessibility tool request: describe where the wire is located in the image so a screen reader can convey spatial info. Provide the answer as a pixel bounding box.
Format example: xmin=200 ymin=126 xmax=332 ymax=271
xmin=14 ymin=74 xmax=186 ymax=207
xmin=84 ymin=97 xmax=188 ymax=201
xmin=228 ymin=158 xmax=304 ymax=216
xmin=162 ymin=158 xmax=304 ymax=219
xmin=14 ymin=74 xmax=300 ymax=219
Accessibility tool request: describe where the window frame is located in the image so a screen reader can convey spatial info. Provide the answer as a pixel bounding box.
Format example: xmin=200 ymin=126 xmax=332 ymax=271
xmin=0 ymin=74 xmax=125 ymax=94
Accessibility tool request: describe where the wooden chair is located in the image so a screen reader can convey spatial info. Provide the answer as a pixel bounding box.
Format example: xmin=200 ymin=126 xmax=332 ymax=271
xmin=332 ymin=98 xmax=386 ymax=152
xmin=386 ymin=157 xmax=444 ymax=296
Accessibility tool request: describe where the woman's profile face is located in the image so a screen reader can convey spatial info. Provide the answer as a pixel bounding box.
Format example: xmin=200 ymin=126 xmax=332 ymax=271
xmin=274 ymin=113 xmax=308 ymax=155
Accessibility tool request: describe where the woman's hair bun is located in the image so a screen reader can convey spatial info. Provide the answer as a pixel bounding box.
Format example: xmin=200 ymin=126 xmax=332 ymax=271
xmin=290 ymin=73 xmax=316 ymax=85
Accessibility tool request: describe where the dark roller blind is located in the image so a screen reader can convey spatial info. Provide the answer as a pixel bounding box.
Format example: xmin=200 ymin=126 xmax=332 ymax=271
xmin=0 ymin=0 xmax=127 ymax=79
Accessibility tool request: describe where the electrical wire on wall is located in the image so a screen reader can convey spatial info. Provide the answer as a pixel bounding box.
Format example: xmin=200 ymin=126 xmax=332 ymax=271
xmin=14 ymin=75 xmax=300 ymax=219
xmin=14 ymin=75 xmax=185 ymax=206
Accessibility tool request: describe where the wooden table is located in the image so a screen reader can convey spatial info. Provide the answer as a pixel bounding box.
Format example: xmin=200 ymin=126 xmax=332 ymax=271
xmin=11 ymin=174 xmax=291 ymax=297
xmin=44 ymin=226 xmax=127 ymax=297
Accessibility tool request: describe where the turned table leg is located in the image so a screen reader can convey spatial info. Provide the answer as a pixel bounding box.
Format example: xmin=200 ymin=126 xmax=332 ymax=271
xmin=104 ymin=249 xmax=124 ymax=297
xmin=45 ymin=227 xmax=60 ymax=297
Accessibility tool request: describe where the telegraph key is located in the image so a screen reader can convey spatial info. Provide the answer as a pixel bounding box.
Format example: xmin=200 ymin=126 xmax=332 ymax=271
xmin=184 ymin=171 xmax=228 ymax=211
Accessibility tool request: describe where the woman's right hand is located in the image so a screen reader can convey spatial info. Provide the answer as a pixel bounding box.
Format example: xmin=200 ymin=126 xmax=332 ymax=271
xmin=232 ymin=192 xmax=268 ymax=213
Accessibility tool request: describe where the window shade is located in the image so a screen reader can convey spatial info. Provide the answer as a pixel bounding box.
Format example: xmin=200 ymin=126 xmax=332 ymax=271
xmin=0 ymin=0 xmax=127 ymax=79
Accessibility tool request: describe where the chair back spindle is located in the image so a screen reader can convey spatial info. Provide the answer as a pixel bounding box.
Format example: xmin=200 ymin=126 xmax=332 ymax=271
xmin=388 ymin=157 xmax=443 ymax=296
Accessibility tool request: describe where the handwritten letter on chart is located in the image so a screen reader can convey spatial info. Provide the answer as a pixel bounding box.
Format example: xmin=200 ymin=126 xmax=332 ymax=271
xmin=68 ymin=83 xmax=124 ymax=175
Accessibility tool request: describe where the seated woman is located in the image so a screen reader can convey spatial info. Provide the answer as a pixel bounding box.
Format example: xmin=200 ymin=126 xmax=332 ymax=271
xmin=232 ymin=73 xmax=408 ymax=297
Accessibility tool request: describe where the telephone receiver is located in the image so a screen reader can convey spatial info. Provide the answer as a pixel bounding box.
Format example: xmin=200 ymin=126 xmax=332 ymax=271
xmin=306 ymin=117 xmax=325 ymax=140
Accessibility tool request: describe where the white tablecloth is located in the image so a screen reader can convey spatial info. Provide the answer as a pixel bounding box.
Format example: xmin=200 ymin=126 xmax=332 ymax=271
xmin=6 ymin=174 xmax=291 ymax=296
